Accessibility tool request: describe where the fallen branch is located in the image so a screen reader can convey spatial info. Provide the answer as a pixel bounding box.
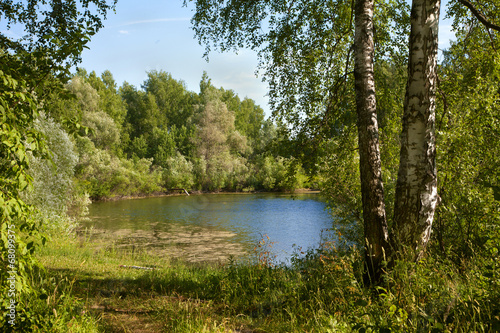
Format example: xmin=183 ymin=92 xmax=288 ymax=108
xmin=119 ymin=265 xmax=155 ymax=270
xmin=168 ymin=188 xmax=190 ymax=196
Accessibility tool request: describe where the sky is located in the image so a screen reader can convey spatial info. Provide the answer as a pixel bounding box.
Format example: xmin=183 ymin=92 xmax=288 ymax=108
xmin=76 ymin=0 xmax=456 ymax=118
xmin=78 ymin=0 xmax=269 ymax=113
xmin=2 ymin=0 xmax=457 ymax=118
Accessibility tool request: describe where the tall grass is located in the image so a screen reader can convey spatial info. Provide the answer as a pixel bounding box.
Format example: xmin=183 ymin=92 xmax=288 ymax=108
xmin=6 ymin=231 xmax=500 ymax=332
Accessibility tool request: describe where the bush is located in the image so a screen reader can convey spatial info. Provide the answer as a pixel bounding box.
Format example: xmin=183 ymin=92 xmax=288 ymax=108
xmin=82 ymin=110 xmax=121 ymax=151
xmin=23 ymin=114 xmax=82 ymax=233
xmin=75 ymin=140 xmax=162 ymax=199
xmin=162 ymin=152 xmax=195 ymax=190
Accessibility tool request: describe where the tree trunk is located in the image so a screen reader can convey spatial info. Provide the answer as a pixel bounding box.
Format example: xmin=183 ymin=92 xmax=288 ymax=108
xmin=392 ymin=0 xmax=440 ymax=261
xmin=353 ymin=0 xmax=389 ymax=284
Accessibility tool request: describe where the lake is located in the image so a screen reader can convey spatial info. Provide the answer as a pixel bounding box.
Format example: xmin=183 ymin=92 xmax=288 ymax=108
xmin=83 ymin=193 xmax=336 ymax=265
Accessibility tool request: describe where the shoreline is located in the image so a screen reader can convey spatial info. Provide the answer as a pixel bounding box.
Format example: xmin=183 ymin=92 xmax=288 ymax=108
xmin=93 ymin=188 xmax=321 ymax=202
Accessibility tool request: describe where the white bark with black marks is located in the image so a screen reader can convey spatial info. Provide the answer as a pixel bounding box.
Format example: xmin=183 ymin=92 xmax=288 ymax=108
xmin=354 ymin=0 xmax=389 ymax=283
xmin=393 ymin=0 xmax=440 ymax=261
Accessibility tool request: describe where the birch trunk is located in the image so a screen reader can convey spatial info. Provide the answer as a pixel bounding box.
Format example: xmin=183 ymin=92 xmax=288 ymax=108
xmin=353 ymin=0 xmax=389 ymax=283
xmin=393 ymin=0 xmax=440 ymax=261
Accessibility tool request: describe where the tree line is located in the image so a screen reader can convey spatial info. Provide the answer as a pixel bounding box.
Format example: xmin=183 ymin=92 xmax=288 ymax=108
xmin=43 ymin=68 xmax=311 ymax=202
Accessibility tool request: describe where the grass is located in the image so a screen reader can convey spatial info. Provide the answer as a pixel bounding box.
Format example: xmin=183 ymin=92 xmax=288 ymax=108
xmin=6 ymin=231 xmax=500 ymax=332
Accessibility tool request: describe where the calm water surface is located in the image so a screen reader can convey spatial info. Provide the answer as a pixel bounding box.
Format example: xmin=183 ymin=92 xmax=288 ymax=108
xmin=84 ymin=193 xmax=336 ymax=264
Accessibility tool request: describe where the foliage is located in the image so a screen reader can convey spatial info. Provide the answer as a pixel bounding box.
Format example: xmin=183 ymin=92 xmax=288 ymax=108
xmin=194 ymin=87 xmax=251 ymax=191
xmin=120 ymin=72 xmax=197 ymax=162
xmin=318 ymin=135 xmax=364 ymax=242
xmin=22 ymin=114 xmax=79 ymax=234
xmin=67 ymin=75 xmax=101 ymax=114
xmin=86 ymin=70 xmax=128 ymax=127
xmin=162 ymin=152 xmax=195 ymax=190
xmin=187 ymin=0 xmax=408 ymax=142
xmin=217 ymin=85 xmax=265 ymax=146
xmin=250 ymin=155 xmax=303 ymax=191
xmin=0 ymin=0 xmax=116 ymax=85
xmin=150 ymin=127 xmax=177 ymax=168
xmin=434 ymin=24 xmax=500 ymax=261
xmin=46 ymin=68 xmax=284 ymax=197
xmin=141 ymin=70 xmax=197 ymax=129
xmin=0 ymin=65 xmax=46 ymax=330
xmin=75 ymin=137 xmax=162 ymax=200
xmin=82 ymin=110 xmax=121 ymax=151
xmin=1 ymin=0 xmax=116 ymax=326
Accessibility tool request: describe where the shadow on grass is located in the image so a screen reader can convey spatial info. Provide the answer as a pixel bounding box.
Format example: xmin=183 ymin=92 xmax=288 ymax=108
xmin=40 ymin=263 xmax=261 ymax=332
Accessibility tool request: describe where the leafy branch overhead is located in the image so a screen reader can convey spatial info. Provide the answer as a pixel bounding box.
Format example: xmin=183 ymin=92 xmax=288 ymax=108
xmin=457 ymin=0 xmax=500 ymax=32
xmin=0 ymin=0 xmax=116 ymax=83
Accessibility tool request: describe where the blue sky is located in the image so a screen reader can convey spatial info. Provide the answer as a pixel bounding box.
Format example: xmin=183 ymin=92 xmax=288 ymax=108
xmin=77 ymin=0 xmax=456 ymax=118
xmin=1 ymin=0 xmax=456 ymax=118
xmin=78 ymin=0 xmax=268 ymax=112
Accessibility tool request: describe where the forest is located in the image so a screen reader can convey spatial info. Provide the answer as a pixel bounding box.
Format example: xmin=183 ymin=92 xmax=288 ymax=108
xmin=1 ymin=0 xmax=500 ymax=331
xmin=39 ymin=68 xmax=310 ymax=202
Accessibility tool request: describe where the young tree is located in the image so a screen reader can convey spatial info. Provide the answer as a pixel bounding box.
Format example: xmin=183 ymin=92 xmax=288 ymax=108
xmin=87 ymin=70 xmax=128 ymax=127
xmin=23 ymin=115 xmax=79 ymax=232
xmin=142 ymin=70 xmax=195 ymax=129
xmin=237 ymin=97 xmax=266 ymax=147
xmin=61 ymin=74 xmax=121 ymax=151
xmin=353 ymin=0 xmax=390 ymax=282
xmin=194 ymin=86 xmax=250 ymax=190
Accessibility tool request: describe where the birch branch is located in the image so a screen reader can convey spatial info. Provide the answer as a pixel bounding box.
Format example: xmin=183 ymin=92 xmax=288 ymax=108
xmin=458 ymin=0 xmax=500 ymax=32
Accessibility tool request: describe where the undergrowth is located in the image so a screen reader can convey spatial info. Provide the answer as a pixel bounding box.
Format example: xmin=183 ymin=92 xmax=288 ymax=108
xmin=3 ymin=231 xmax=499 ymax=332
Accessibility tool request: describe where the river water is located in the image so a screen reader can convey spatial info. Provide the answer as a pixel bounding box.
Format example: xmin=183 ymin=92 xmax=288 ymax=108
xmin=83 ymin=193 xmax=336 ymax=264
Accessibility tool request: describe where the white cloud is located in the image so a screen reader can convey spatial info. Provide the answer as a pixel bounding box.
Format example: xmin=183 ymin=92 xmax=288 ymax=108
xmin=119 ymin=30 xmax=129 ymax=35
xmin=120 ymin=17 xmax=190 ymax=27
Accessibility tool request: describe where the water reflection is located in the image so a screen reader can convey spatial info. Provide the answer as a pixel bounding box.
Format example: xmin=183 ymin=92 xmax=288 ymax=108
xmin=84 ymin=193 xmax=335 ymax=264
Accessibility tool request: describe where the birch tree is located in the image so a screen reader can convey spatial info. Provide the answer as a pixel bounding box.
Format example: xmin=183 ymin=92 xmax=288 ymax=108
xmin=392 ymin=0 xmax=441 ymax=261
xmin=195 ymin=86 xmax=249 ymax=191
xmin=186 ymin=0 xmax=500 ymax=283
xmin=391 ymin=0 xmax=500 ymax=260
xmin=353 ymin=0 xmax=389 ymax=282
